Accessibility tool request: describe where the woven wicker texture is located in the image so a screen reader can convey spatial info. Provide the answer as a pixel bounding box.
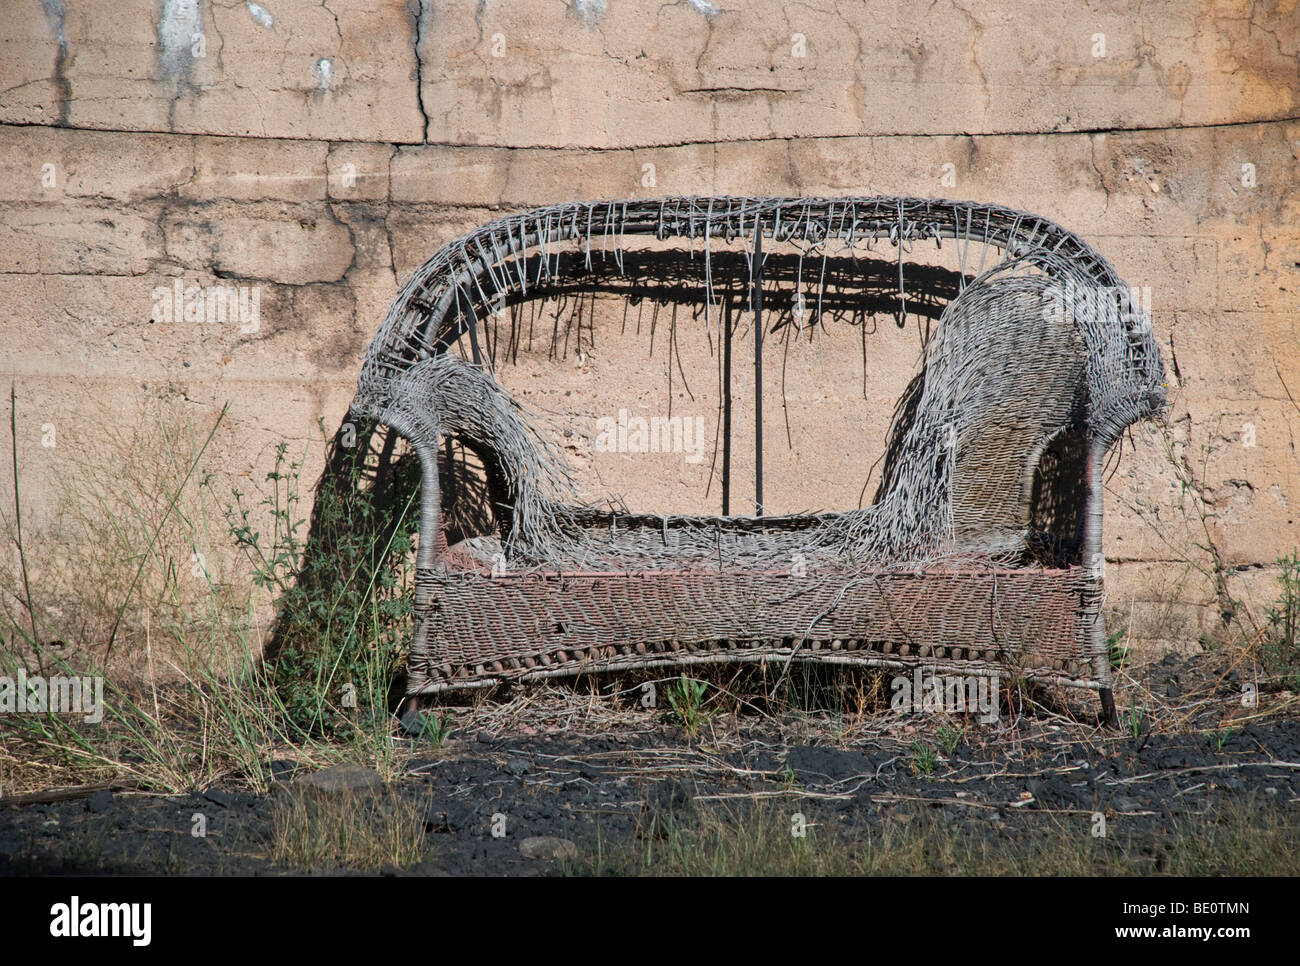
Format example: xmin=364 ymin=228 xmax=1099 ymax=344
xmin=411 ymin=567 xmax=1094 ymax=691
xmin=346 ymin=196 xmax=1167 ymax=708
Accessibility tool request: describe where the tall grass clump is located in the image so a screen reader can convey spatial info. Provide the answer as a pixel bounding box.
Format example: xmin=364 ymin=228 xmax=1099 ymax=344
xmin=1261 ymin=550 xmax=1300 ymax=688
xmin=0 ymin=389 xmax=419 ymax=796
xmin=228 ymin=421 xmax=421 ymax=733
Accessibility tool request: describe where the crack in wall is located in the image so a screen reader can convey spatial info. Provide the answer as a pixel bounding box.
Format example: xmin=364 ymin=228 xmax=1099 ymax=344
xmin=5 ymin=109 xmax=1299 ymax=149
xmin=412 ymin=0 xmax=430 ymax=142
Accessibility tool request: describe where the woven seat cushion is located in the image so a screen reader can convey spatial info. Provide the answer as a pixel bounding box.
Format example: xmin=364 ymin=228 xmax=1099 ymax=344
xmin=407 ymin=559 xmax=1092 ymax=694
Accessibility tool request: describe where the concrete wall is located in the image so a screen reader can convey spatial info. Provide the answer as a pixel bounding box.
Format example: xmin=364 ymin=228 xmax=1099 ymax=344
xmin=1 ymin=0 xmax=1297 ymax=652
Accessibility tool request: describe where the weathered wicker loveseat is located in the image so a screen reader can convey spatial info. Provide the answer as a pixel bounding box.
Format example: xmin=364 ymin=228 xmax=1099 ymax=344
xmin=351 ymin=197 xmax=1166 ymax=724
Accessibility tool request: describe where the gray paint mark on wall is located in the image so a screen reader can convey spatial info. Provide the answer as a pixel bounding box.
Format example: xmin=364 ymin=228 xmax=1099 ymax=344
xmin=158 ymin=0 xmax=202 ymax=77
xmin=41 ymin=0 xmax=70 ymax=126
xmin=245 ymin=2 xmax=274 ymax=29
xmin=40 ymin=0 xmax=65 ymax=45
xmin=573 ymin=0 xmax=607 ymax=27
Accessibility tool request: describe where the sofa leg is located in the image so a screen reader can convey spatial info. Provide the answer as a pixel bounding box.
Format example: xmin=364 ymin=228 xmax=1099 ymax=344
xmin=1099 ymin=687 xmax=1119 ymax=728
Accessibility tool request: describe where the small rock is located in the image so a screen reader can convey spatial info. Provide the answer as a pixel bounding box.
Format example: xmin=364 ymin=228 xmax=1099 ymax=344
xmin=87 ymin=789 xmax=113 ymax=813
xmin=519 ymin=836 xmax=578 ymax=861
xmin=1165 ymin=684 xmax=1180 ymax=698
xmin=1113 ymin=795 xmax=1143 ymax=812
xmin=203 ymin=788 xmax=234 ymax=808
xmin=503 ymin=758 xmax=531 ymax=777
xmin=294 ymin=763 xmax=385 ymax=796
xmin=269 ymin=759 xmax=301 ymax=782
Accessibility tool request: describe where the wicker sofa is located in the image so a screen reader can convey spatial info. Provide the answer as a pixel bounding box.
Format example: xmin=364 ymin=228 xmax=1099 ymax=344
xmin=350 ymin=197 xmax=1166 ymax=724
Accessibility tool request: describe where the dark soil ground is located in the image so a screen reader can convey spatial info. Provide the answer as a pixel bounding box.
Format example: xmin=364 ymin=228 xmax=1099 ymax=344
xmin=3 ymin=652 xmax=1298 ymax=876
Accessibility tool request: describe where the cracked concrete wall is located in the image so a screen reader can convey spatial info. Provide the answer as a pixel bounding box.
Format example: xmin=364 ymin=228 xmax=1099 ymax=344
xmin=0 ymin=0 xmax=1297 ymax=652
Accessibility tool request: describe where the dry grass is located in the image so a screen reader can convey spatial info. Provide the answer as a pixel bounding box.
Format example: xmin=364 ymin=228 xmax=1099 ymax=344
xmin=0 ymin=390 xmax=409 ymax=800
xmin=271 ymin=787 xmax=427 ymax=871
xmin=568 ymin=795 xmax=1300 ymax=877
